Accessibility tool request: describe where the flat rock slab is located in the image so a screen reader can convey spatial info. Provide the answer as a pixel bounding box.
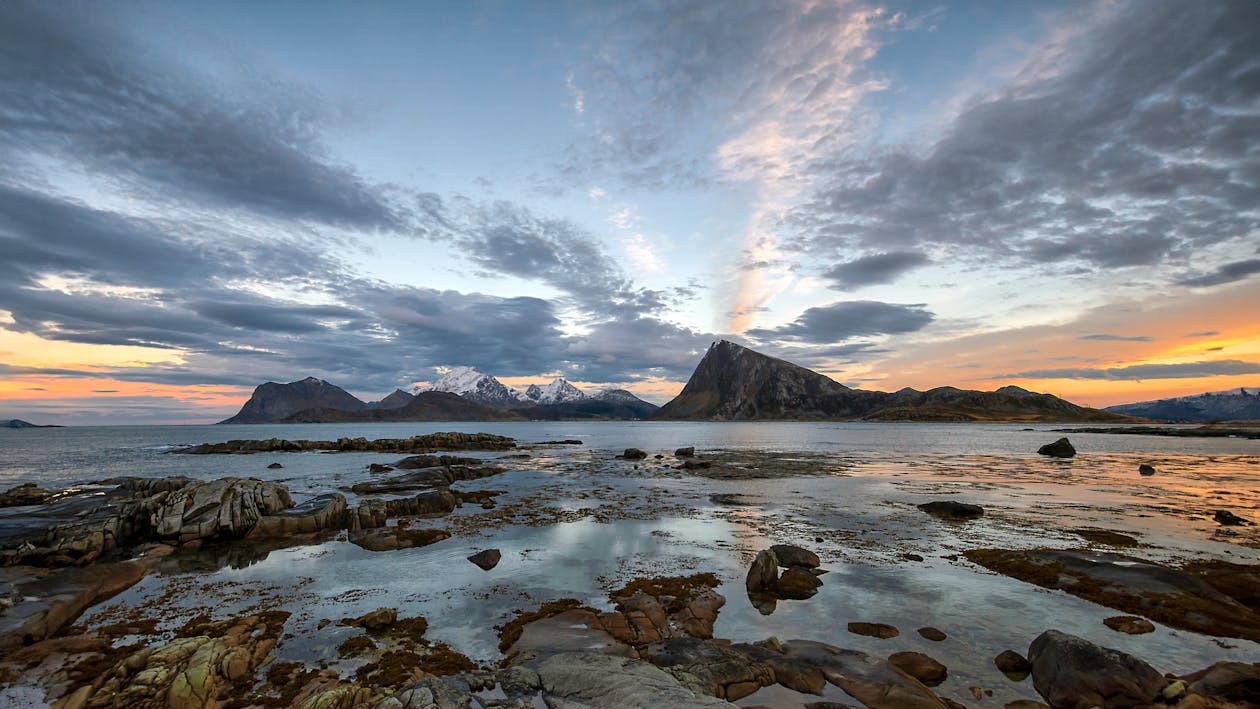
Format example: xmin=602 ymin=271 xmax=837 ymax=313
xmin=1028 ymin=630 xmax=1165 ymax=709
xmin=965 ymin=548 xmax=1260 ymax=641
xmin=534 ymin=651 xmax=730 ymax=707
xmin=781 ymin=640 xmax=946 ymax=709
xmin=0 ymin=561 xmax=147 ymax=653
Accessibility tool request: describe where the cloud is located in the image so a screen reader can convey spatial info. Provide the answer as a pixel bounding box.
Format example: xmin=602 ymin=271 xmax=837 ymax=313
xmin=1177 ymin=258 xmax=1260 ymax=288
xmin=1079 ymin=334 xmax=1152 ymax=342
xmin=562 ymin=317 xmax=718 ymax=381
xmin=1184 ymin=331 xmax=1220 ymax=338
xmin=1002 ymin=359 xmax=1260 ymax=381
xmin=0 ymin=1 xmax=401 ymax=229
xmin=784 ymin=0 xmax=1260 ymax=277
xmin=748 ymin=300 xmax=934 ymax=343
xmin=823 ymin=251 xmax=931 ymax=290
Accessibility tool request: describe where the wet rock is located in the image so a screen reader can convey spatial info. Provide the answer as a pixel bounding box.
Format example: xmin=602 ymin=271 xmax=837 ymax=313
xmin=994 ymin=649 xmax=1032 ymax=678
xmin=505 ymin=607 xmax=633 ymax=660
xmin=175 ymin=431 xmax=518 ymax=455
xmin=889 ymin=651 xmax=947 ymax=686
xmin=153 ymin=477 xmax=294 ymax=544
xmin=1138 ymin=463 xmax=1156 ymax=476
xmin=771 ymin=544 xmax=821 ymax=569
xmin=0 ymin=561 xmax=148 ymax=652
xmin=681 ymin=459 xmax=713 ymax=470
xmin=339 ymin=607 xmax=397 ymax=631
xmin=384 ymin=489 xmax=458 ymax=518
xmin=621 ymin=448 xmax=648 ymax=460
xmin=251 ymin=493 xmax=347 ymax=537
xmin=1069 ymin=528 xmax=1139 ymax=547
xmin=467 ymin=549 xmax=501 ymax=571
xmin=774 ymin=567 xmax=823 ymax=600
xmin=66 ymin=611 xmax=288 ymax=708
xmin=965 ymin=548 xmax=1260 ymax=641
xmin=917 ymin=501 xmax=984 ymax=520
xmin=0 ymin=483 xmax=51 ymax=507
xmin=746 ymin=549 xmax=780 ymax=594
xmin=537 ymin=439 xmax=583 ymax=445
xmin=533 ymin=651 xmax=731 ymax=707
xmin=731 ymin=640 xmax=828 ymax=695
xmin=368 ymin=463 xmax=394 ymax=473
xmin=640 ymin=636 xmax=774 ymax=700
xmin=1027 ymin=630 xmax=1165 ymax=709
xmin=267 ymin=462 xmax=283 ymax=469
xmin=675 ymin=447 xmax=695 ymax=457
xmin=1004 ymin=701 xmax=1048 ymax=709
xmin=710 ymin=494 xmax=757 ymax=506
xmin=348 ymin=526 xmax=451 ymax=552
xmin=848 ymin=622 xmax=899 ymax=639
xmin=1214 ymin=510 xmax=1250 ymax=526
xmin=780 ymin=640 xmax=946 ymax=709
xmin=393 ymin=454 xmax=482 ymax=470
xmin=1183 ymin=660 xmax=1260 ymax=703
xmin=352 ymin=465 xmax=505 ymax=495
xmin=1103 ymin=615 xmax=1156 ymax=635
xmin=1037 ymin=437 xmax=1076 ymax=458
xmin=917 ymin=627 xmax=947 ymax=642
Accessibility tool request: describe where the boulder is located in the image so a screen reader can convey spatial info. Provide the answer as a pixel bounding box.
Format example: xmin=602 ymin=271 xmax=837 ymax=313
xmin=0 ymin=483 xmax=51 ymax=507
xmin=250 ymin=493 xmax=347 ymax=537
xmin=467 ymin=549 xmax=501 ymax=571
xmin=1214 ymin=509 xmax=1250 ymax=526
xmin=267 ymin=462 xmax=283 ymax=469
xmin=775 ymin=567 xmax=823 ymax=600
xmin=674 ymin=447 xmax=695 ymax=457
xmin=639 ymin=636 xmax=774 ymax=700
xmin=1037 ymin=437 xmax=1076 ymax=458
xmin=384 ymin=489 xmax=457 ymax=518
xmin=1183 ymin=661 xmax=1260 ymax=703
xmin=1027 ymin=630 xmax=1165 ymax=709
xmin=888 ymin=651 xmax=947 ymax=685
xmin=917 ymin=501 xmax=984 ymax=520
xmin=368 ymin=463 xmax=394 ymax=473
xmin=917 ymin=627 xmax=947 ymax=641
xmin=1138 ymin=463 xmax=1156 ymax=476
xmin=621 ymin=448 xmax=648 ymax=460
xmin=339 ymin=607 xmax=397 ymax=631
xmin=533 ymin=652 xmax=730 ymax=707
xmin=746 ymin=549 xmax=779 ymax=594
xmin=348 ymin=527 xmax=450 ymax=552
xmin=0 ymin=561 xmax=148 ymax=653
xmin=780 ymin=640 xmax=946 ymax=709
xmin=153 ymin=478 xmax=294 ymax=544
xmin=994 ymin=649 xmax=1032 ymax=677
xmin=848 ymin=622 xmax=899 ymax=639
xmin=771 ymin=544 xmax=821 ymax=568
xmin=1103 ymin=615 xmax=1155 ymax=635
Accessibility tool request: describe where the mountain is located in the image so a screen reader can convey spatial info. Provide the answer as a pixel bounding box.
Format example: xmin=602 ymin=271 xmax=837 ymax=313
xmin=521 ymin=388 xmax=659 ymax=420
xmin=524 ymin=378 xmax=588 ymax=405
xmin=218 ymin=377 xmax=367 ymax=424
xmin=420 ymin=366 xmax=530 ymax=409
xmin=2 ymin=419 xmax=61 ymax=428
xmin=277 ymin=391 xmax=522 ymax=423
xmin=654 ymin=341 xmax=883 ymax=420
xmin=374 ymin=389 xmax=415 ymax=409
xmin=653 ymin=340 xmax=1134 ymax=422
xmin=1105 ymin=387 xmax=1260 ymax=422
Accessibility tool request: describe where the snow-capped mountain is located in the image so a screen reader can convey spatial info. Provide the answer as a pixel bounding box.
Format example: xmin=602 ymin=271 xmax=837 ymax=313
xmin=419 ymin=366 xmax=531 ymax=409
xmin=524 ymin=378 xmax=588 ymax=405
xmin=1105 ymin=387 xmax=1260 ymax=422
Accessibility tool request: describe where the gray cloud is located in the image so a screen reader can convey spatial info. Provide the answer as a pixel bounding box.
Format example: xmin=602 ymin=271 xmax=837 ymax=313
xmin=1001 ymin=359 xmax=1260 ymax=381
xmin=1177 ymin=258 xmax=1260 ymax=287
xmin=786 ymin=0 xmax=1260 ymax=275
xmin=1185 ymin=331 xmax=1220 ymax=338
xmin=0 ymin=2 xmax=401 ymax=229
xmin=1079 ymin=334 xmax=1152 ymax=342
xmin=748 ymin=301 xmax=934 ymax=344
xmin=823 ymin=251 xmax=931 ymax=290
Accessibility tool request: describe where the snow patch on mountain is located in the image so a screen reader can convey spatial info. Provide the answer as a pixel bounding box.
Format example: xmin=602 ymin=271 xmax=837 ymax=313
xmin=418 ymin=366 xmax=530 ymax=408
xmin=524 ymin=378 xmax=588 ymax=405
xmin=1105 ymin=386 xmax=1260 ymax=421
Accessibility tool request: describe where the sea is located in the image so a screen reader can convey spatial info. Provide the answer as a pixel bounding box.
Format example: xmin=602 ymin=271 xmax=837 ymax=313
xmin=2 ymin=421 xmax=1258 ymax=707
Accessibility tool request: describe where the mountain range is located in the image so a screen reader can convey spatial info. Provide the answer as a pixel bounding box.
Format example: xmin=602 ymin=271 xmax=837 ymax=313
xmin=1103 ymin=387 xmax=1260 ymax=422
xmin=219 ymin=341 xmax=1136 ymax=424
xmin=655 ymin=340 xmax=1133 ymax=422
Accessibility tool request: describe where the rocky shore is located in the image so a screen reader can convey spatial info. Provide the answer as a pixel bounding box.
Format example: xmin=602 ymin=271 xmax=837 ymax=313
xmin=0 ymin=432 xmax=1257 ymax=708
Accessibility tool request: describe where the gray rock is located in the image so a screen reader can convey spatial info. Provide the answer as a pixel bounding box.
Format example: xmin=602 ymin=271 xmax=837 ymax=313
xmin=251 ymin=493 xmax=346 ymax=537
xmin=152 ymin=478 xmax=294 ymax=544
xmin=745 ymin=549 xmax=779 ymax=594
xmin=622 ymin=448 xmax=648 ymax=460
xmin=1037 ymin=437 xmax=1076 ymax=458
xmin=1027 ymin=630 xmax=1164 ymax=709
xmin=674 ymin=447 xmax=695 ymax=457
xmin=1214 ymin=509 xmax=1251 ymax=526
xmin=1138 ymin=463 xmax=1156 ymax=476
xmin=770 ymin=544 xmax=820 ymax=568
xmin=534 ymin=651 xmax=730 ymax=708
xmin=916 ymin=501 xmax=984 ymax=520
xmin=1185 ymin=660 xmax=1260 ymax=703
xmin=468 ymin=548 xmax=501 ymax=570
xmin=780 ymin=640 xmax=945 ymax=709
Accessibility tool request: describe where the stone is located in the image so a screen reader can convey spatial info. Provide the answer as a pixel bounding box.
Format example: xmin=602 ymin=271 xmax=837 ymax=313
xmin=1004 ymin=701 xmax=1048 ymax=709
xmin=1027 ymin=630 xmax=1165 ymax=709
xmin=153 ymin=478 xmax=294 ymax=544
xmin=267 ymin=462 xmax=283 ymax=469
xmin=0 ymin=561 xmax=148 ymax=653
xmin=174 ymin=432 xmax=516 ymax=455
xmin=1138 ymin=463 xmax=1156 ymax=476
xmin=888 ymin=651 xmax=947 ymax=685
xmin=746 ymin=549 xmax=779 ymax=594
xmin=639 ymin=636 xmax=774 ymax=700
xmin=348 ymin=526 xmax=451 ymax=552
xmin=534 ymin=651 xmax=731 ymax=707
xmin=917 ymin=501 xmax=984 ymax=520
xmin=774 ymin=567 xmax=823 ymax=600
xmin=917 ymin=627 xmax=947 ymax=641
xmin=339 ymin=608 xmax=397 ymax=631
xmin=621 ymin=448 xmax=648 ymax=460
xmin=1183 ymin=661 xmax=1260 ymax=703
xmin=0 ymin=483 xmax=52 ymax=507
xmin=384 ymin=489 xmax=457 ymax=518
xmin=1103 ymin=615 xmax=1156 ymax=634
xmin=250 ymin=493 xmax=347 ymax=537
xmin=1214 ymin=510 xmax=1250 ymax=526
xmin=780 ymin=640 xmax=946 ymax=709
xmin=1037 ymin=437 xmax=1076 ymax=457
xmin=674 ymin=447 xmax=695 ymax=457
xmin=994 ymin=649 xmax=1032 ymax=677
xmin=368 ymin=463 xmax=394 ymax=473
xmin=467 ymin=549 xmax=501 ymax=571
xmin=681 ymin=460 xmax=712 ymax=470
xmin=770 ymin=544 xmax=820 ymax=568
xmin=848 ymin=622 xmax=899 ymax=639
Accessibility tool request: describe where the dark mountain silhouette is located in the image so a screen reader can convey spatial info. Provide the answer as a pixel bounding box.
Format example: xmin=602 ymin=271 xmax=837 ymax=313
xmin=1105 ymin=387 xmax=1260 ymax=422
xmin=653 ymin=341 xmax=1134 ymax=422
xmin=277 ymin=391 xmax=521 ymax=423
xmin=519 ymin=389 xmax=658 ymax=420
xmin=374 ymin=389 xmax=415 ymax=409
xmin=218 ymin=377 xmax=367 ymax=424
xmin=2 ymin=419 xmax=61 ymax=428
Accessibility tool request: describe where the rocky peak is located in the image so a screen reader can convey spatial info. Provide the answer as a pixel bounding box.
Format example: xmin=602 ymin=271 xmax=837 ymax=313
xmin=218 ymin=377 xmax=367 ymax=424
xmin=525 ymin=378 xmax=588 ymax=405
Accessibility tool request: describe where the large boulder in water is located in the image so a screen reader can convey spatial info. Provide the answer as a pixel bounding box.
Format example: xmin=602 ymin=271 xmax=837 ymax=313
xmin=1027 ymin=630 xmax=1165 ymax=709
xmin=250 ymin=493 xmax=346 ymax=537
xmin=0 ymin=483 xmax=51 ymax=507
xmin=917 ymin=501 xmax=984 ymax=520
xmin=1037 ymin=437 xmax=1076 ymax=458
xmin=153 ymin=478 xmax=294 ymax=544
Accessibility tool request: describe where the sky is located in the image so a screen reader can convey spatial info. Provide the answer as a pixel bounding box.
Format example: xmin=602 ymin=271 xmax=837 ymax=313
xmin=1 ymin=0 xmax=1258 ymax=425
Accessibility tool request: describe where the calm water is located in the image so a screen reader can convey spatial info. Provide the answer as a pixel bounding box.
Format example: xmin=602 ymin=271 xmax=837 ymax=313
xmin=3 ymin=422 xmax=1260 ymax=707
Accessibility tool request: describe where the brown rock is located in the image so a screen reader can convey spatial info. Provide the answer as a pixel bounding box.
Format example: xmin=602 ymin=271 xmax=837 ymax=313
xmin=889 ymin=651 xmax=948 ymax=685
xmin=0 ymin=482 xmax=52 ymax=507
xmin=1103 ymin=615 xmax=1156 ymax=634
xmin=338 ymin=607 xmax=397 ymax=631
xmin=467 ymin=548 xmax=501 ymax=570
xmin=1037 ymin=437 xmax=1076 ymax=458
xmin=917 ymin=627 xmax=947 ymax=641
xmin=746 ymin=549 xmax=779 ymax=594
xmin=775 ymin=567 xmax=823 ymax=599
xmin=675 ymin=447 xmax=695 ymax=457
xmin=622 ymin=448 xmax=648 ymax=459
xmin=994 ymin=649 xmax=1032 ymax=677
xmin=848 ymin=621 xmax=900 ymax=639
xmin=770 ymin=544 xmax=821 ymax=569
xmin=1027 ymin=630 xmax=1165 ymax=709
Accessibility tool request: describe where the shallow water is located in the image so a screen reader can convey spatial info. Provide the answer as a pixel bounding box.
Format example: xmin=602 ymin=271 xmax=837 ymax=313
xmin=6 ymin=422 xmax=1260 ymax=707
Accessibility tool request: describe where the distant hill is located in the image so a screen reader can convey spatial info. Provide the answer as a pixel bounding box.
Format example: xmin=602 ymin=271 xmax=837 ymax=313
xmin=219 ymin=377 xmax=367 ymax=424
xmin=653 ymin=340 xmax=1134 ymax=423
xmin=519 ymin=389 xmax=658 ymax=420
xmin=373 ymin=389 xmax=415 ymax=409
xmin=277 ymin=391 xmax=522 ymax=422
xmin=1105 ymin=387 xmax=1260 ymax=422
xmin=1 ymin=419 xmax=61 ymax=428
